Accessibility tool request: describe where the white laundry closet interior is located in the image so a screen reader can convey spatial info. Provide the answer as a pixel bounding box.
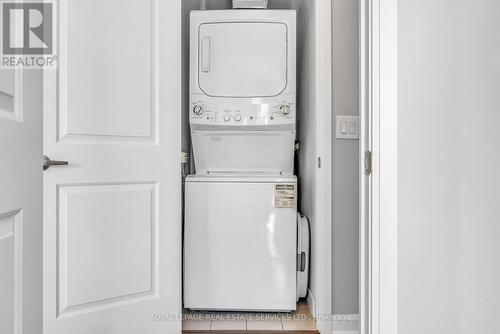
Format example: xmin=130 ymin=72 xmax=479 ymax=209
xmin=180 ymin=0 xmax=360 ymax=331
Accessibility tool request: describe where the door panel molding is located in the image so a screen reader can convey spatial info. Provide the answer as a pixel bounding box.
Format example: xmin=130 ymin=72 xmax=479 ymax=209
xmin=0 ymin=209 xmax=23 ymax=334
xmin=0 ymin=71 xmax=23 ymax=122
xmin=55 ymin=182 xmax=159 ymax=319
xmin=57 ymin=0 xmax=159 ymax=144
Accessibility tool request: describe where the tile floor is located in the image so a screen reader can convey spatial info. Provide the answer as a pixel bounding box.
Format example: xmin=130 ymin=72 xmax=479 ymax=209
xmin=182 ymin=302 xmax=318 ymax=333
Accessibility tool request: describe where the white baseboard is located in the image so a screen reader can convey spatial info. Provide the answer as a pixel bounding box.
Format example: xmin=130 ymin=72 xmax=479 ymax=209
xmin=331 ymin=314 xmax=360 ymax=334
xmin=306 ymin=288 xmax=316 ymax=317
xmin=306 ymin=290 xmax=359 ymax=334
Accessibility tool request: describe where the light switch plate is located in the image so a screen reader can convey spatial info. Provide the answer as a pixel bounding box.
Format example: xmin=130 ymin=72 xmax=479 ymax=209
xmin=336 ymin=116 xmax=359 ymax=139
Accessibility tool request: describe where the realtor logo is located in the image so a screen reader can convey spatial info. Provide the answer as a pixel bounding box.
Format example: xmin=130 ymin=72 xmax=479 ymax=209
xmin=1 ymin=1 xmax=57 ymax=68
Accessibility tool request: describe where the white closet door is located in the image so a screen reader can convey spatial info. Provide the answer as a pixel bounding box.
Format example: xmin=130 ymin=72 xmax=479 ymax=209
xmin=43 ymin=1 xmax=181 ymax=333
xmin=198 ymin=22 xmax=287 ymax=97
xmin=0 ymin=69 xmax=42 ymax=333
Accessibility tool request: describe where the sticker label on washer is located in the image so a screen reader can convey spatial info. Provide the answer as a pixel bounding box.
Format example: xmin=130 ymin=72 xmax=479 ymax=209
xmin=274 ymin=184 xmax=296 ymax=208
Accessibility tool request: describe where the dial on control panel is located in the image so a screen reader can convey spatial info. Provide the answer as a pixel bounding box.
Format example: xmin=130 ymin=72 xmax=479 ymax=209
xmin=280 ymin=104 xmax=291 ymax=115
xmin=193 ymin=105 xmax=204 ymax=115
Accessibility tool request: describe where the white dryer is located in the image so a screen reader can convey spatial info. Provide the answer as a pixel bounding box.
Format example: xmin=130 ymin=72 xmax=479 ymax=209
xmin=189 ymin=10 xmax=297 ymax=174
xmin=184 ymin=175 xmax=298 ymax=311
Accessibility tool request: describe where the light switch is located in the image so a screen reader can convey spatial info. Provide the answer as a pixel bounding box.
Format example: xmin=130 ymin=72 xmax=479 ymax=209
xmin=349 ymin=121 xmax=356 ymax=134
xmin=336 ymin=116 xmax=359 ymax=139
xmin=340 ymin=120 xmax=348 ymax=134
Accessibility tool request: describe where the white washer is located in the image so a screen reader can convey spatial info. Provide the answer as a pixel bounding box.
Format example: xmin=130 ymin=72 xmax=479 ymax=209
xmin=184 ymin=174 xmax=297 ymax=311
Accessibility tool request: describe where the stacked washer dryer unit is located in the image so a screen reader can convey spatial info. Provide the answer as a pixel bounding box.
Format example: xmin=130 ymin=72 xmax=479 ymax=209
xmin=184 ymin=10 xmax=309 ymax=312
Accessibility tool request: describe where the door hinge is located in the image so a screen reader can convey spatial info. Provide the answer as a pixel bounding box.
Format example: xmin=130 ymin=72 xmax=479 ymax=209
xmin=181 ymin=152 xmax=189 ymax=164
xmin=181 ymin=152 xmax=190 ymax=178
xmin=364 ymin=150 xmax=372 ymax=176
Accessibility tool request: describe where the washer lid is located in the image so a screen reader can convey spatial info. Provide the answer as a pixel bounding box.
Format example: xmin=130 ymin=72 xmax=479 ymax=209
xmin=186 ymin=174 xmax=297 ymax=183
xmin=198 ymin=22 xmax=287 ymax=98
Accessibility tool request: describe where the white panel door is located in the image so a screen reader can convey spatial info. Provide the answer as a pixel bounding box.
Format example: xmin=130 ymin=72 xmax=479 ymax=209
xmin=43 ymin=1 xmax=181 ymax=333
xmin=0 ymin=69 xmax=42 ymax=334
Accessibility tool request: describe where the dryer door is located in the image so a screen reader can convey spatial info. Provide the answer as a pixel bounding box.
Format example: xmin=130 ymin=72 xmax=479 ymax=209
xmin=198 ymin=22 xmax=287 ymax=97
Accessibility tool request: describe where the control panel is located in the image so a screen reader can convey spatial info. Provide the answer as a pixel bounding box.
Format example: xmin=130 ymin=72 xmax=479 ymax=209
xmin=190 ymin=95 xmax=296 ymax=127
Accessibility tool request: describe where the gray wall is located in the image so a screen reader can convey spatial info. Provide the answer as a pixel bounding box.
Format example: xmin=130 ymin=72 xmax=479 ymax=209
xmin=295 ymin=0 xmax=319 ymax=312
xmin=399 ymin=1 xmax=500 ymax=333
xmin=332 ymin=0 xmax=359 ymax=314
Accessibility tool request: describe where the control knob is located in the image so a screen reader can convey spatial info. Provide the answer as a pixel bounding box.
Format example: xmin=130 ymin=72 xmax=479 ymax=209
xmin=234 ymin=115 xmax=242 ymax=122
xmin=223 ymin=114 xmax=231 ymax=122
xmin=280 ymin=104 xmax=291 ymax=115
xmin=193 ymin=105 xmax=204 ymax=115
